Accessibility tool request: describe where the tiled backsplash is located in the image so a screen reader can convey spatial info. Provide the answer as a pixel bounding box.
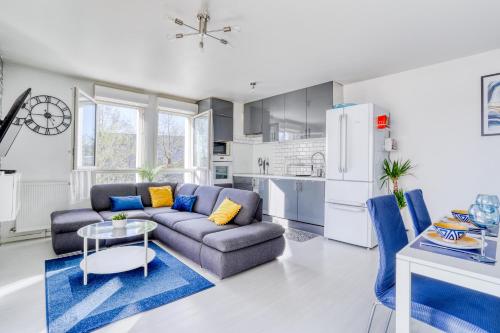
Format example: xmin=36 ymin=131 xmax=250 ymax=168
xmin=252 ymin=138 xmax=326 ymax=176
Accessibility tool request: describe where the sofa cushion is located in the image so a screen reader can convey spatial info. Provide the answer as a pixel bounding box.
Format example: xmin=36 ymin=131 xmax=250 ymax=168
xmin=153 ymin=212 xmax=206 ymax=228
xmin=51 ymin=209 xmax=104 ymax=234
xmin=136 ymin=182 xmax=177 ymax=207
xmin=99 ymin=210 xmax=151 ymax=221
xmin=174 ymin=218 xmax=238 ymax=242
xmin=144 ymin=206 xmax=177 ymax=217
xmin=208 ymin=198 xmax=242 ymax=225
xmin=91 ymin=183 xmax=137 ymax=212
xmin=202 ymin=222 xmax=285 ymax=252
xmin=110 ymin=195 xmax=144 ymax=211
xmin=149 ymin=186 xmax=174 ymax=208
xmin=192 ymin=185 xmax=223 ymax=215
xmin=213 ymin=188 xmax=260 ymax=226
xmin=175 ymin=183 xmax=198 ymax=196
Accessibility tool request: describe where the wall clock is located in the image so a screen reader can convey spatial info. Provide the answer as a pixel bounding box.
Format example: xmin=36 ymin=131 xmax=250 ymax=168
xmin=20 ymin=95 xmax=72 ymax=135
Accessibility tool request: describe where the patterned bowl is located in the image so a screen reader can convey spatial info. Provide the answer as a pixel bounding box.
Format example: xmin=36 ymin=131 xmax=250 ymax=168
xmin=451 ymin=209 xmax=470 ymax=223
xmin=433 ymin=222 xmax=468 ymax=242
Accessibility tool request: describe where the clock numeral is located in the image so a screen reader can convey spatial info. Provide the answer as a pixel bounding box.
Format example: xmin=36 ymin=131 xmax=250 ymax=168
xmin=34 ymin=125 xmax=40 ymax=133
xmin=34 ymin=96 xmax=41 ymax=103
xmin=25 ymin=118 xmax=34 ymax=125
xmin=63 ymin=115 xmax=71 ymax=119
xmin=45 ymin=128 xmax=51 ymax=135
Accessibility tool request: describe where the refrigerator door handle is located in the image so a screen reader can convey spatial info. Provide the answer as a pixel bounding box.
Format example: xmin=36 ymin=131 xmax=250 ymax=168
xmin=343 ymin=113 xmax=348 ymax=173
xmin=328 ymin=203 xmax=366 ymax=212
xmin=338 ymin=114 xmax=343 ymax=173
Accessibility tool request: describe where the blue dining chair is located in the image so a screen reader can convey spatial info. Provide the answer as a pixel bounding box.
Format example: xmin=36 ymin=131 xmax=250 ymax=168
xmin=366 ymin=194 xmax=500 ymax=333
xmin=405 ymin=189 xmax=432 ymax=236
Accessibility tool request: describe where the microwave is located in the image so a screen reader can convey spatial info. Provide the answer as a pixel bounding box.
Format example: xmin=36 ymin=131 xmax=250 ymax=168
xmin=213 ymin=141 xmax=231 ymax=156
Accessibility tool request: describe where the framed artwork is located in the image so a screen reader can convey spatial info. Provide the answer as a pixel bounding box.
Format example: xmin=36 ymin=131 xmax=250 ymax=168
xmin=0 ymin=56 xmax=3 ymax=117
xmin=481 ymin=73 xmax=500 ymax=136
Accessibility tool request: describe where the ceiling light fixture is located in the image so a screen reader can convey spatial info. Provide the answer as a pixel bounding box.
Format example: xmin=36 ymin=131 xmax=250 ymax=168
xmin=250 ymin=82 xmax=257 ymax=92
xmin=167 ymin=12 xmax=239 ymax=49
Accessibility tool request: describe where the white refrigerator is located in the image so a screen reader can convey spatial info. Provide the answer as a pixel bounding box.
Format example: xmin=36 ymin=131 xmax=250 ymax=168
xmin=324 ymin=103 xmax=388 ymax=248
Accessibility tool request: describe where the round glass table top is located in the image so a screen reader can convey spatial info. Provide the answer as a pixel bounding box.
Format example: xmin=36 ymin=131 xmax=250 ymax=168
xmin=77 ymin=219 xmax=157 ymax=240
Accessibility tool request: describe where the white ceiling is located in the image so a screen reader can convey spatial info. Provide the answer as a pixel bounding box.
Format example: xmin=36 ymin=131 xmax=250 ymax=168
xmin=1 ymin=0 xmax=500 ymax=103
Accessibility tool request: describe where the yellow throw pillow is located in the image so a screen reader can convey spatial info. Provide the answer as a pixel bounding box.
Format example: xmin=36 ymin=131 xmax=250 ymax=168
xmin=208 ymin=198 xmax=242 ymax=225
xmin=148 ymin=186 xmax=173 ymax=208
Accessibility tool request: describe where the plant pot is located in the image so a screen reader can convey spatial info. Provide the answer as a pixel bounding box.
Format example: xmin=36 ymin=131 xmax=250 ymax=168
xmin=112 ymin=219 xmax=127 ymax=228
xmin=400 ymin=207 xmax=415 ymax=240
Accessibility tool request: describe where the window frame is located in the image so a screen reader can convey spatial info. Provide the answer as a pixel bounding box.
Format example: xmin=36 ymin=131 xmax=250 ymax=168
xmin=154 ymin=108 xmax=194 ymax=183
xmin=93 ymin=99 xmax=144 ymax=182
xmin=73 ymin=90 xmax=199 ymax=185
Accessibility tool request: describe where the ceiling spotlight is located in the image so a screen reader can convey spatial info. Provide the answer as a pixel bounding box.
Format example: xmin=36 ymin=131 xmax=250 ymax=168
xmin=167 ymin=11 xmax=239 ymax=49
xmin=250 ymin=82 xmax=257 ymax=90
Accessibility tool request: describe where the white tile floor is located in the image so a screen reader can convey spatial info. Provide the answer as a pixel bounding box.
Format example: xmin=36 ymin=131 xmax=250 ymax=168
xmin=0 ymin=236 xmax=439 ymax=333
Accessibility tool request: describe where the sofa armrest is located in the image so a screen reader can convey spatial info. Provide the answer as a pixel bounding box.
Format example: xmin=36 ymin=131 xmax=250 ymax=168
xmin=202 ymin=222 xmax=285 ymax=252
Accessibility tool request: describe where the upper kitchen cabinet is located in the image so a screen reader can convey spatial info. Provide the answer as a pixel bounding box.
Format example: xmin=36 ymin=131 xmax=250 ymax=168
xmin=197 ymin=97 xmax=234 ymax=142
xmin=262 ymin=95 xmax=285 ymax=142
xmin=244 ymin=100 xmax=263 ymax=135
xmin=284 ymin=88 xmax=307 ymax=140
xmin=306 ymin=82 xmax=333 ymax=138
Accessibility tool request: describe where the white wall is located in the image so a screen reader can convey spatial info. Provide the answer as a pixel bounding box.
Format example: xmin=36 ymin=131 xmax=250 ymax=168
xmin=1 ymin=62 xmax=93 ymax=181
xmin=343 ymin=49 xmax=500 ymax=218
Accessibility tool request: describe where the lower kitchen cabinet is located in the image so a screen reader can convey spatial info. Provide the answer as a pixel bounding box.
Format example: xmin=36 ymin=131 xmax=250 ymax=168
xmin=233 ymin=176 xmax=325 ymax=226
xmin=233 ymin=176 xmax=253 ymax=191
xmin=268 ymin=179 xmax=298 ymax=220
xmin=257 ymin=178 xmax=269 ymax=215
xmin=297 ymin=180 xmax=325 ymax=226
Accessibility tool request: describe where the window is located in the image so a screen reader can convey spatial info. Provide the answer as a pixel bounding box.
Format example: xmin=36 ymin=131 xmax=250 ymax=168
xmin=73 ymin=86 xmax=199 ymax=186
xmin=95 ymin=103 xmax=140 ymax=170
xmin=156 ymin=112 xmax=189 ymax=168
xmin=74 ymin=89 xmax=97 ymax=169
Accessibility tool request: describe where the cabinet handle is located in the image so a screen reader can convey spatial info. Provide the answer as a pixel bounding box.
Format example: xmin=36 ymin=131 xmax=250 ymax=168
xmin=343 ymin=113 xmax=348 ymax=173
xmin=338 ymin=114 xmax=343 ymax=173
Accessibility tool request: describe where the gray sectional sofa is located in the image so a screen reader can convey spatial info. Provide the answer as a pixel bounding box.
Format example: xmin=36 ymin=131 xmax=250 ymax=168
xmin=50 ymin=182 xmax=285 ymax=278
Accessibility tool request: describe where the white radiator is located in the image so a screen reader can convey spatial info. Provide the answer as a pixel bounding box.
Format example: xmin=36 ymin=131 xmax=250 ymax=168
xmin=15 ymin=181 xmax=70 ymax=233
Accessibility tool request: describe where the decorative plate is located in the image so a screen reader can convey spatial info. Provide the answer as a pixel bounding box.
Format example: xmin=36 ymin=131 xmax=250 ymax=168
xmin=422 ymin=230 xmax=484 ymax=250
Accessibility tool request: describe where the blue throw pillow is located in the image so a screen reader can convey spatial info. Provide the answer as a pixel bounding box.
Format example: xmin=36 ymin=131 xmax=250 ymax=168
xmin=172 ymin=195 xmax=197 ymax=212
xmin=110 ymin=196 xmax=144 ymax=212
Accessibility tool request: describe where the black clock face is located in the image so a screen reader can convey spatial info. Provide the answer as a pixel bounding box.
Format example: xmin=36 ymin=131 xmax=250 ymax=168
xmin=22 ymin=95 xmax=72 ymax=135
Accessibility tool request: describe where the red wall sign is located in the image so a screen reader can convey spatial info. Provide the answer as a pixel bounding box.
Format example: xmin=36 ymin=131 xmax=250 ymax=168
xmin=377 ymin=114 xmax=389 ymax=129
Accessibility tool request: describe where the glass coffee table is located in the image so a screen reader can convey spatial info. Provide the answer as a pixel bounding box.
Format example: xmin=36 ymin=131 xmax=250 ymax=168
xmin=77 ymin=219 xmax=157 ymax=285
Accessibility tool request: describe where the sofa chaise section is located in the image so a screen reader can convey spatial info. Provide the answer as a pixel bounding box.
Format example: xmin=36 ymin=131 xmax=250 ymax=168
xmin=152 ymin=186 xmax=285 ymax=278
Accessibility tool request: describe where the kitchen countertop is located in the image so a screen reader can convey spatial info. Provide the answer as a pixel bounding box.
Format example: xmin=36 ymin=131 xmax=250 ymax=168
xmin=233 ymin=173 xmax=326 ymax=182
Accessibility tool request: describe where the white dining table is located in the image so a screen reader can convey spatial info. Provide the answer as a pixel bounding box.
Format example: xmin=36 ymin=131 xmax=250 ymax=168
xmin=396 ymin=226 xmax=500 ymax=332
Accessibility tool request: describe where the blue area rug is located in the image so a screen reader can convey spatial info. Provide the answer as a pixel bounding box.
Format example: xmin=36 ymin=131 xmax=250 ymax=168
xmin=45 ymin=242 xmax=214 ymax=333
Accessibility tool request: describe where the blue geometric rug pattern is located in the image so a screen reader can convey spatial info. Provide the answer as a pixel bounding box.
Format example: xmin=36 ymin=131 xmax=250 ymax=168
xmin=45 ymin=242 xmax=214 ymax=333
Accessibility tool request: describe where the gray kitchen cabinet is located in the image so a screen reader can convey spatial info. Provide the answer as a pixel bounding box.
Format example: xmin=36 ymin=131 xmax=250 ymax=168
xmin=244 ymin=100 xmax=263 ymax=135
xmin=213 ymin=114 xmax=233 ymax=142
xmin=197 ymin=97 xmax=233 ymax=117
xmin=297 ymin=180 xmax=325 ymax=226
xmin=197 ymin=97 xmax=233 ymax=142
xmin=233 ymin=176 xmax=253 ymax=191
xmin=306 ymin=82 xmax=333 ymax=139
xmin=257 ymin=178 xmax=269 ymax=214
xmin=262 ymin=95 xmax=285 ymax=142
xmin=268 ymin=179 xmax=298 ymax=220
xmin=284 ymin=89 xmax=307 ymax=140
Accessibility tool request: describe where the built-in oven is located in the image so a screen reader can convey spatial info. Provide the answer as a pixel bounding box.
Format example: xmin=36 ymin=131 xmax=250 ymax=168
xmin=212 ymin=161 xmax=233 ymax=185
xmin=213 ymin=141 xmax=231 ymax=156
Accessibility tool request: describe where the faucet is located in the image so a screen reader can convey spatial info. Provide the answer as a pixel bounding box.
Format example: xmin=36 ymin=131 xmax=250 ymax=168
xmin=311 ymin=152 xmax=326 ymax=177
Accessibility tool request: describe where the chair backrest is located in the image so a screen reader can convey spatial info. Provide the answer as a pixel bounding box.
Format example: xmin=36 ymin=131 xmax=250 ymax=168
xmin=405 ymin=189 xmax=432 ymax=236
xmin=366 ymin=195 xmax=409 ymax=300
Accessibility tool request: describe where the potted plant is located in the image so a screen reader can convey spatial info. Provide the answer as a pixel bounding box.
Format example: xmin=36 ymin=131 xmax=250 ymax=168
xmin=380 ymin=158 xmax=414 ymax=229
xmin=111 ymin=212 xmax=128 ymax=228
xmin=138 ymin=165 xmax=164 ymax=182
